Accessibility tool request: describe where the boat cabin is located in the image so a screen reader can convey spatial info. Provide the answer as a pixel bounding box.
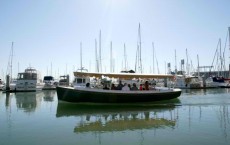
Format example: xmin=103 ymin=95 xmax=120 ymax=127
xmin=17 ymin=68 xmax=38 ymax=80
xmin=59 ymin=75 xmax=70 ymax=86
xmin=72 ymin=76 xmax=90 ymax=88
xmin=43 ymin=76 xmax=54 ymax=82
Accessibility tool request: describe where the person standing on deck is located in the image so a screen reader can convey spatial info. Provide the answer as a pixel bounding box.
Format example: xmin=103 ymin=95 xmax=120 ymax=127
xmin=131 ymin=83 xmax=138 ymax=90
xmin=116 ymin=80 xmax=124 ymax=90
xmin=139 ymin=84 xmax=143 ymax=90
xmin=145 ymin=81 xmax=149 ymax=90
xmin=122 ymin=83 xmax=130 ymax=91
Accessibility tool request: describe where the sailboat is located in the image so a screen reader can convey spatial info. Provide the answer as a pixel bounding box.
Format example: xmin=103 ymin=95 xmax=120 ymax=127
xmin=172 ymin=50 xmax=203 ymax=89
xmin=209 ymin=27 xmax=230 ymax=88
xmin=71 ymin=42 xmax=89 ymax=88
xmin=2 ymin=42 xmax=17 ymax=92
xmin=56 ymin=25 xmax=181 ymax=103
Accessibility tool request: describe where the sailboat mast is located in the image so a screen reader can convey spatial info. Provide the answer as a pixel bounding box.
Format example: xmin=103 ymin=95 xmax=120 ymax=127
xmin=219 ymin=38 xmax=223 ymax=75
xmin=10 ymin=42 xmax=13 ymax=81
xmin=124 ymin=43 xmax=127 ymax=70
xmin=197 ymin=54 xmax=200 ymax=77
xmin=175 ymin=49 xmax=177 ymax=74
xmin=95 ymin=39 xmax=99 ymax=72
xmin=80 ymin=42 xmax=82 ymax=72
xmin=135 ymin=45 xmax=138 ymax=72
xmin=51 ymin=62 xmax=52 ymax=76
xmin=99 ymin=30 xmax=102 ymax=72
xmin=228 ymin=27 xmax=230 ymax=78
xmin=152 ymin=42 xmax=155 ymax=74
xmin=110 ymin=41 xmax=112 ymax=73
xmin=186 ymin=48 xmax=189 ymax=75
xmin=138 ymin=23 xmax=142 ymax=73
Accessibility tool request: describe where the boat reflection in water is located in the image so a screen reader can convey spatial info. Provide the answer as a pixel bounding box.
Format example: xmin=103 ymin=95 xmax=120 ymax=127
xmin=14 ymin=92 xmax=43 ymax=112
xmin=56 ymin=99 xmax=180 ymax=133
xmin=42 ymin=90 xmax=56 ymax=102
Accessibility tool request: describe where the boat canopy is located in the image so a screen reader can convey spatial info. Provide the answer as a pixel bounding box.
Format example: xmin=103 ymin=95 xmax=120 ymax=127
xmin=74 ymin=72 xmax=174 ymax=79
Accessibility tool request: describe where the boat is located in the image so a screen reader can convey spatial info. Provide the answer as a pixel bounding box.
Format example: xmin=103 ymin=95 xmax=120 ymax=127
xmin=2 ymin=42 xmax=17 ymax=92
xmin=204 ymin=77 xmax=219 ymax=88
xmin=0 ymin=79 xmax=4 ymax=91
xmin=42 ymin=76 xmax=58 ymax=90
xmin=12 ymin=67 xmax=44 ymax=92
xmin=212 ymin=76 xmax=230 ymax=88
xmin=8 ymin=79 xmax=17 ymax=90
xmin=174 ymin=75 xmax=203 ymax=89
xmin=56 ymin=72 xmax=182 ymax=103
xmin=2 ymin=75 xmax=17 ymax=93
xmin=58 ymin=75 xmax=70 ymax=86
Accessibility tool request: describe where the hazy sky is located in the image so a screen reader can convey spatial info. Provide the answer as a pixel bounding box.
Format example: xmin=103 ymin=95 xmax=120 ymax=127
xmin=0 ymin=0 xmax=230 ymax=80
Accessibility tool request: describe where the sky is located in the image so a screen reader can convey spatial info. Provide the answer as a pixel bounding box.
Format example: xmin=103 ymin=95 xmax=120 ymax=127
xmin=0 ymin=0 xmax=230 ymax=81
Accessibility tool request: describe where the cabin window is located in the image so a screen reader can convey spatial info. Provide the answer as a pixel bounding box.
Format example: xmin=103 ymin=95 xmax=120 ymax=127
xmin=77 ymin=78 xmax=85 ymax=83
xmin=44 ymin=76 xmax=53 ymax=81
xmin=32 ymin=73 xmax=37 ymax=80
xmin=18 ymin=74 xmax=24 ymax=79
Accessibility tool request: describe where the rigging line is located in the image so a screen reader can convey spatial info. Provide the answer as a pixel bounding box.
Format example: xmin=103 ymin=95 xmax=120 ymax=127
xmin=210 ymin=40 xmax=220 ymax=72
xmin=223 ymin=30 xmax=229 ymax=71
xmin=135 ymin=45 xmax=138 ymax=72
xmin=154 ymin=47 xmax=160 ymax=74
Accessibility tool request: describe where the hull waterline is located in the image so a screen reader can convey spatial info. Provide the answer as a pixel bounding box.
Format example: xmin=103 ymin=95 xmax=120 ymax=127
xmin=56 ymin=87 xmax=182 ymax=103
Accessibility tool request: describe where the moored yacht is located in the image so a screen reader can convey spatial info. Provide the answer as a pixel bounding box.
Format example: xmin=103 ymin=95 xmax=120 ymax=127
xmin=42 ymin=76 xmax=58 ymax=90
xmin=0 ymin=79 xmax=4 ymax=90
xmin=14 ymin=67 xmax=44 ymax=92
xmin=58 ymin=75 xmax=70 ymax=86
xmin=174 ymin=75 xmax=203 ymax=89
xmin=204 ymin=77 xmax=219 ymax=88
xmin=212 ymin=76 xmax=230 ymax=88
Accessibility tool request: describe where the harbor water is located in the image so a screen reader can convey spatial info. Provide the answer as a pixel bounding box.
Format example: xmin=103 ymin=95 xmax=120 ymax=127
xmin=0 ymin=89 xmax=230 ymax=145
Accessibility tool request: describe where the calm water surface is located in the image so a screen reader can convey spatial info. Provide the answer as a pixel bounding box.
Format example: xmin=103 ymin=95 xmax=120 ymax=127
xmin=0 ymin=89 xmax=230 ymax=145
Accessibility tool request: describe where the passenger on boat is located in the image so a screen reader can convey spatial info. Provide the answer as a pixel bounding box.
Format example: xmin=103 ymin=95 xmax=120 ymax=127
xmin=103 ymin=84 xmax=110 ymax=90
xmin=152 ymin=79 xmax=156 ymax=88
xmin=131 ymin=83 xmax=138 ymax=91
xmin=111 ymin=83 xmax=116 ymax=90
xmin=145 ymin=81 xmax=149 ymax=90
xmin=128 ymin=84 xmax=131 ymax=89
xmin=86 ymin=83 xmax=90 ymax=88
xmin=122 ymin=83 xmax=130 ymax=91
xmin=139 ymin=84 xmax=143 ymax=90
xmin=116 ymin=80 xmax=124 ymax=90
